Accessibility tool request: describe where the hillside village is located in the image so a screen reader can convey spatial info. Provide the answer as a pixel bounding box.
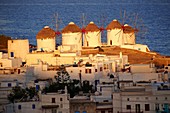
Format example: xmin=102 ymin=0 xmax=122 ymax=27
xmin=0 ymin=19 xmax=170 ymax=113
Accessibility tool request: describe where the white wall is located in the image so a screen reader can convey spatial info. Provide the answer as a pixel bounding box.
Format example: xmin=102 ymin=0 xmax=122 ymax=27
xmin=62 ymin=32 xmax=82 ymax=51
xmin=8 ymin=39 xmax=29 ymax=61
xmin=107 ymin=29 xmax=123 ymax=46
xmin=5 ymin=102 xmax=41 ymax=113
xmin=37 ymin=38 xmax=56 ymax=51
xmin=84 ymin=31 xmax=101 ymax=47
xmin=130 ymin=64 xmax=156 ymax=73
xmin=40 ymin=93 xmax=69 ymax=113
xmin=26 ymin=53 xmax=57 ymax=66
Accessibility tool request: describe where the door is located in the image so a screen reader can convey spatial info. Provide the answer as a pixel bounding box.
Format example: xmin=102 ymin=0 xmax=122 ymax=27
xmin=135 ymin=104 xmax=140 ymax=113
xmin=10 ymin=52 xmax=14 ymax=57
xmin=110 ymin=40 xmax=112 ymax=45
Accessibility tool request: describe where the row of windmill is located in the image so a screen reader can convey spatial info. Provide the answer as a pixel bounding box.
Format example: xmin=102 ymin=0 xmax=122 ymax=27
xmin=36 ymin=13 xmax=144 ymax=51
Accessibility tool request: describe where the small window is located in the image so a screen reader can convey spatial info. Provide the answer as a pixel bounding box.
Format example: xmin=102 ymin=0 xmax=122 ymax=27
xmin=127 ymin=98 xmax=130 ymax=101
xmin=145 ymin=104 xmax=150 ymax=111
xmin=82 ymin=111 xmax=87 ymax=113
xmin=11 ymin=40 xmax=13 ymax=43
xmin=101 ymin=111 xmax=105 ymax=113
xmin=165 ymin=97 xmax=167 ymax=100
xmin=60 ymin=98 xmax=62 ymax=101
xmin=145 ymin=97 xmax=148 ymax=100
xmin=8 ymin=83 xmax=12 ymax=87
xmin=75 ymin=111 xmax=80 ymax=113
xmin=70 ymin=71 xmax=73 ymax=73
xmin=32 ymin=104 xmax=35 ymax=109
xmin=85 ymin=69 xmax=88 ymax=73
xmin=126 ymin=105 xmax=131 ymax=110
xmin=18 ymin=105 xmax=21 ymax=110
xmin=10 ymin=52 xmax=14 ymax=57
xmin=156 ymin=97 xmax=158 ymax=100
xmin=52 ymin=98 xmax=55 ymax=103
xmin=89 ymin=69 xmax=91 ymax=73
xmin=95 ymin=69 xmax=97 ymax=72
xmin=155 ymin=104 xmax=159 ymax=111
xmin=100 ymin=67 xmax=103 ymax=71
xmin=0 ymin=63 xmax=2 ymax=67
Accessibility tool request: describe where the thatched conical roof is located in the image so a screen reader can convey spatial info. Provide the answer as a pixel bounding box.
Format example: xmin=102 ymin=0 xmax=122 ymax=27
xmin=106 ymin=19 xmax=122 ymax=30
xmin=85 ymin=21 xmax=100 ymax=32
xmin=123 ymin=24 xmax=135 ymax=33
xmin=62 ymin=22 xmax=81 ymax=33
xmin=36 ymin=26 xmax=56 ymax=39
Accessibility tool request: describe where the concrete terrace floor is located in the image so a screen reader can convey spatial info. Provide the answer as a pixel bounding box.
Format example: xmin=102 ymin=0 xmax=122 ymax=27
xmin=81 ymin=46 xmax=170 ymax=66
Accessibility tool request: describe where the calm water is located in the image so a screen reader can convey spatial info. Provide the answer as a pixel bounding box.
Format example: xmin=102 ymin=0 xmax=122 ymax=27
xmin=0 ymin=0 xmax=170 ymax=55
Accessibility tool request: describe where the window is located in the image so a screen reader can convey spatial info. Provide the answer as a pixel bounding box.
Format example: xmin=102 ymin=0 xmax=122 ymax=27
xmin=127 ymin=98 xmax=130 ymax=101
xmin=100 ymin=67 xmax=103 ymax=71
xmin=145 ymin=97 xmax=148 ymax=100
xmin=10 ymin=52 xmax=14 ymax=57
xmin=18 ymin=105 xmax=21 ymax=110
xmin=52 ymin=109 xmax=57 ymax=113
xmin=52 ymin=98 xmax=55 ymax=103
xmin=104 ymin=64 xmax=107 ymax=69
xmin=32 ymin=104 xmax=35 ymax=109
xmin=101 ymin=110 xmax=105 ymax=113
xmin=85 ymin=69 xmax=92 ymax=74
xmin=70 ymin=71 xmax=73 ymax=73
xmin=8 ymin=83 xmax=12 ymax=87
xmin=75 ymin=111 xmax=80 ymax=113
xmin=145 ymin=104 xmax=150 ymax=111
xmin=155 ymin=104 xmax=159 ymax=111
xmin=82 ymin=111 xmax=87 ymax=113
xmin=85 ymin=69 xmax=88 ymax=73
xmin=95 ymin=69 xmax=97 ymax=72
xmin=60 ymin=98 xmax=62 ymax=101
xmin=165 ymin=97 xmax=167 ymax=100
xmin=89 ymin=69 xmax=91 ymax=73
xmin=110 ymin=40 xmax=112 ymax=45
xmin=126 ymin=105 xmax=131 ymax=110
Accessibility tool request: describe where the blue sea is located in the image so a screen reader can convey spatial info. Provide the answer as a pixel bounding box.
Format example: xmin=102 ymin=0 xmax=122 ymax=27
xmin=0 ymin=0 xmax=170 ymax=55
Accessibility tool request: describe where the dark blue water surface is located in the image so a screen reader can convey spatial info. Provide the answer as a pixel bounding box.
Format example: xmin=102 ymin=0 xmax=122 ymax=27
xmin=0 ymin=0 xmax=170 ymax=55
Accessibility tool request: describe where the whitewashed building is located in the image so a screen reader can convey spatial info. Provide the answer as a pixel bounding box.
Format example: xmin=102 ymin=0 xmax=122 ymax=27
xmin=66 ymin=54 xmax=128 ymax=82
xmin=40 ymin=91 xmax=70 ymax=113
xmin=112 ymin=85 xmax=170 ymax=113
xmin=84 ymin=21 xmax=101 ymax=47
xmin=8 ymin=39 xmax=29 ymax=61
xmin=36 ymin=26 xmax=56 ymax=52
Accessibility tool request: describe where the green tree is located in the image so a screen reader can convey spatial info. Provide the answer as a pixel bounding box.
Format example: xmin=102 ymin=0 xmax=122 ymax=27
xmin=8 ymin=86 xmax=28 ymax=103
xmin=55 ymin=65 xmax=70 ymax=83
xmin=25 ymin=87 xmax=38 ymax=99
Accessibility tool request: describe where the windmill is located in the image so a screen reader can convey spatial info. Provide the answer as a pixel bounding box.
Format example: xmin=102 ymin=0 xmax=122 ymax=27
xmin=114 ymin=10 xmax=147 ymax=45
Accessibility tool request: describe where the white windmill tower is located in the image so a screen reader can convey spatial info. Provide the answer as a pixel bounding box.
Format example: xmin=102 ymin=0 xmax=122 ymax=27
xmin=106 ymin=19 xmax=124 ymax=46
xmin=36 ymin=26 xmax=56 ymax=52
xmin=61 ymin=22 xmax=82 ymax=51
xmin=84 ymin=21 xmax=101 ymax=47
